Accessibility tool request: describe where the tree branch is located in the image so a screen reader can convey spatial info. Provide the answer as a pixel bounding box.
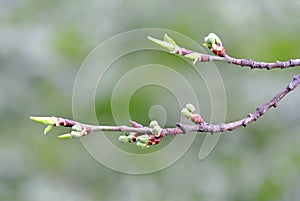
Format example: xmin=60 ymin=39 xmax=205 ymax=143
xmin=148 ymin=33 xmax=300 ymax=69
xmin=30 ymin=33 xmax=300 ymax=149
xmin=178 ymin=74 xmax=300 ymax=133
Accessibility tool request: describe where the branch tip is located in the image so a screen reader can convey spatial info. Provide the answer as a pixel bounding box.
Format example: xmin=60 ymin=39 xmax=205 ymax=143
xmin=30 ymin=116 xmax=57 ymax=125
xmin=147 ymin=35 xmax=176 ymax=52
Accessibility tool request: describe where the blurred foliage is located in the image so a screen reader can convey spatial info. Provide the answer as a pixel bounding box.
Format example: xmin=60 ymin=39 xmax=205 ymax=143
xmin=52 ymin=27 xmax=85 ymax=61
xmin=1 ymin=0 xmax=300 ymax=200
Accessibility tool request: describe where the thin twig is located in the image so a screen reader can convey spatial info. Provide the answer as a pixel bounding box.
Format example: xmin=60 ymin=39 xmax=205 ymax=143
xmin=224 ymin=55 xmax=300 ymax=70
xmin=148 ymin=34 xmax=300 ymax=69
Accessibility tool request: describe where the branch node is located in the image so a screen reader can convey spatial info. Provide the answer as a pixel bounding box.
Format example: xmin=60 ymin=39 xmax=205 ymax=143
xmin=129 ymin=120 xmax=143 ymax=128
xmin=288 ymin=83 xmax=295 ymax=91
xmin=288 ymin=59 xmax=295 ymax=67
xmin=219 ymin=123 xmax=226 ymax=132
xmin=282 ymin=61 xmax=286 ymax=68
xmin=293 ymin=74 xmax=300 ymax=82
xmin=175 ymin=122 xmax=186 ymax=133
xmin=256 ymin=106 xmax=264 ymax=116
xmin=242 ymin=122 xmax=247 ymax=127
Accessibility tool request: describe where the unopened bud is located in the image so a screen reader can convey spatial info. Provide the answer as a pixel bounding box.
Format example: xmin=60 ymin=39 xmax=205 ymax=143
xmin=152 ymin=125 xmax=162 ymax=135
xmin=136 ymin=141 xmax=148 ymax=149
xmin=191 ymin=114 xmax=204 ymax=124
xmin=149 ymin=120 xmax=159 ymax=128
xmin=164 ymin=34 xmax=177 ymax=46
xmin=181 ymin=108 xmax=192 ymax=118
xmin=58 ymin=133 xmax=73 ymax=139
xmin=119 ymin=135 xmax=130 ymax=143
xmin=137 ymin=134 xmax=150 ymax=144
xmin=44 ymin=125 xmax=54 ymax=135
xmin=30 ymin=116 xmax=57 ymax=125
xmin=148 ymin=36 xmax=176 ymax=52
xmin=186 ymin=103 xmax=196 ymax=113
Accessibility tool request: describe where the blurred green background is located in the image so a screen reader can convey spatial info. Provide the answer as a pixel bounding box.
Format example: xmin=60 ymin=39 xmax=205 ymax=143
xmin=1 ymin=0 xmax=300 ymax=200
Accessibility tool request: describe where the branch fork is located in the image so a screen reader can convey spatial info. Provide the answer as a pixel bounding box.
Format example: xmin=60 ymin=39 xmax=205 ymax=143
xmin=30 ymin=32 xmax=300 ymax=149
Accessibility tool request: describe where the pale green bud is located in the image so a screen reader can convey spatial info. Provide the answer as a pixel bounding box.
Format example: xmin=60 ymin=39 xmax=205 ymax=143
xmin=30 ymin=116 xmax=57 ymax=125
xmin=152 ymin=125 xmax=162 ymax=136
xmin=184 ymin=53 xmax=201 ymax=65
xmin=58 ymin=133 xmax=73 ymax=139
xmin=186 ymin=103 xmax=196 ymax=113
xmin=149 ymin=120 xmax=159 ymax=128
xmin=148 ymin=36 xmax=176 ymax=52
xmin=119 ymin=135 xmax=130 ymax=143
xmin=43 ymin=125 xmax=54 ymax=135
xmin=70 ymin=131 xmax=82 ymax=138
xmin=136 ymin=141 xmax=148 ymax=149
xmin=203 ymin=33 xmax=223 ymax=51
xmin=164 ymin=34 xmax=177 ymax=46
xmin=181 ymin=108 xmax=192 ymax=118
xmin=137 ymin=134 xmax=149 ymax=144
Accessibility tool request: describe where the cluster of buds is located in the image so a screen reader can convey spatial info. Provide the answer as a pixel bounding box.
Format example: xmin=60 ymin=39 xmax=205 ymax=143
xmin=147 ymin=120 xmax=163 ymax=146
xmin=118 ymin=120 xmax=164 ymax=149
xmin=148 ymin=34 xmax=201 ymax=62
xmin=148 ymin=33 xmax=226 ymax=65
xmin=203 ymin=33 xmax=226 ymax=57
xmin=30 ymin=116 xmax=91 ymax=138
xmin=118 ymin=132 xmax=138 ymax=143
xmin=118 ymin=120 xmax=144 ymax=147
xmin=181 ymin=103 xmax=204 ymax=124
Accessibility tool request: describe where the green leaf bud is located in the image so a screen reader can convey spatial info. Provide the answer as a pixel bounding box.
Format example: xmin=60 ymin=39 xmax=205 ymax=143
xmin=137 ymin=134 xmax=150 ymax=143
xmin=148 ymin=36 xmax=176 ymax=52
xmin=30 ymin=116 xmax=57 ymax=125
xmin=181 ymin=108 xmax=192 ymax=118
xmin=43 ymin=125 xmax=54 ymax=135
xmin=186 ymin=103 xmax=196 ymax=113
xmin=119 ymin=135 xmax=130 ymax=143
xmin=136 ymin=141 xmax=148 ymax=149
xmin=58 ymin=133 xmax=73 ymax=139
xmin=149 ymin=120 xmax=159 ymax=128
xmin=203 ymin=33 xmax=223 ymax=51
xmin=152 ymin=125 xmax=162 ymax=135
xmin=164 ymin=34 xmax=177 ymax=46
